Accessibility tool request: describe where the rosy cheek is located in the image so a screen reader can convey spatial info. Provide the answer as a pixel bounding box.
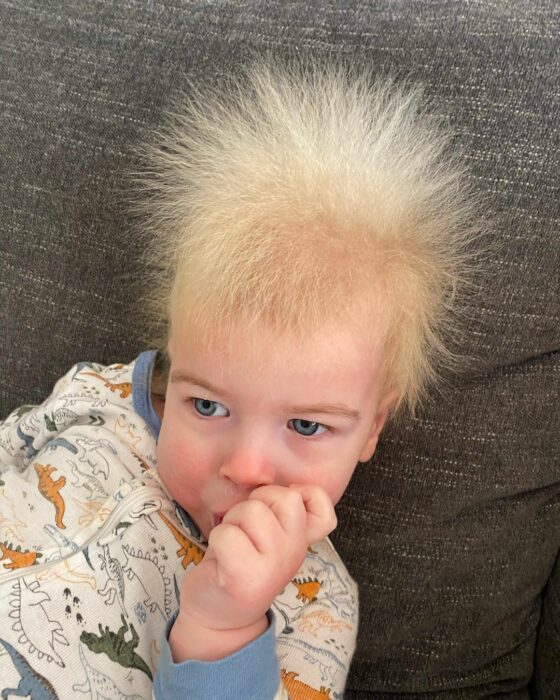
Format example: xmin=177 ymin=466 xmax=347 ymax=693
xmin=156 ymin=426 xmax=184 ymax=482
xmin=313 ymin=471 xmax=350 ymax=506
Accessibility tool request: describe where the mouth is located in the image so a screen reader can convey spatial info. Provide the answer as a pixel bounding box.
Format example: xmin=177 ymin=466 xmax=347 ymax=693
xmin=212 ymin=513 xmax=225 ymax=528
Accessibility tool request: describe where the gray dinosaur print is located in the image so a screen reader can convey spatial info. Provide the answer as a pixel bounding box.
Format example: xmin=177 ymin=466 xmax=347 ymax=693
xmin=9 ymin=578 xmax=69 ymax=668
xmin=44 ymin=437 xmax=78 ymax=455
xmin=71 ymin=362 xmax=100 ymax=382
xmin=277 ymin=635 xmax=345 ymax=687
xmin=122 ymin=544 xmax=172 ymax=619
xmin=51 ymin=406 xmax=79 ymax=426
xmin=16 ymin=425 xmax=39 ymax=460
xmin=59 ymin=394 xmax=107 ymax=409
xmin=75 ymin=436 xmax=117 ymax=480
xmin=0 ymin=636 xmax=58 ymax=699
xmin=43 ymin=524 xmax=94 ymax=570
xmin=43 ymin=406 xmax=81 ymax=433
xmin=307 ymin=553 xmax=357 ymax=621
xmin=69 ymin=461 xmax=109 ymax=500
xmin=97 ymin=544 xmax=127 ymax=616
xmin=72 ymin=644 xmax=144 ymax=700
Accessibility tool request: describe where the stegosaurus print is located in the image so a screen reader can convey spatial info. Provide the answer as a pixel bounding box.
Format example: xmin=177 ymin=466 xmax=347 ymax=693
xmin=0 ymin=542 xmax=42 ymax=571
xmin=122 ymin=544 xmax=172 ymax=619
xmin=281 ymin=669 xmax=332 ymax=698
xmin=9 ymin=577 xmax=69 ymax=667
xmin=292 ymin=576 xmax=322 ymax=604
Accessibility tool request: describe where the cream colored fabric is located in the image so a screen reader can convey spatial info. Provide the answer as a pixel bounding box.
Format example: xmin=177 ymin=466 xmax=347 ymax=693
xmin=0 ymin=358 xmax=358 ymax=698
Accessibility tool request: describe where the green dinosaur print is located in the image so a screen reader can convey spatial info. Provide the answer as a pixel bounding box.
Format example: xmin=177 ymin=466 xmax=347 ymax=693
xmin=79 ymin=614 xmax=152 ymax=681
xmin=14 ymin=405 xmax=34 ymax=420
xmin=44 ymin=413 xmax=57 ymax=432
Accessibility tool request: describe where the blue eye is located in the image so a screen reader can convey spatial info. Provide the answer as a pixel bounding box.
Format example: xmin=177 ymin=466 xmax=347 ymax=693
xmin=192 ymin=398 xmax=229 ymax=417
xmin=290 ymin=419 xmax=328 ymax=437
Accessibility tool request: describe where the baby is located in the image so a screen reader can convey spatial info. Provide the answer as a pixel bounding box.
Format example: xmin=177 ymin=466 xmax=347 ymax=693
xmin=0 ymin=60 xmax=481 ymax=699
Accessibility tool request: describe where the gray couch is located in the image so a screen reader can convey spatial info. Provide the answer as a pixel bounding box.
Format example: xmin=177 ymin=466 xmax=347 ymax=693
xmin=1 ymin=2 xmax=559 ymax=697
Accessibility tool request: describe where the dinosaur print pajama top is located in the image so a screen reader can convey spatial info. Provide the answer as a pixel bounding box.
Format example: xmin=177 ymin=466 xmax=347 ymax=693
xmin=0 ymin=351 xmax=358 ymax=699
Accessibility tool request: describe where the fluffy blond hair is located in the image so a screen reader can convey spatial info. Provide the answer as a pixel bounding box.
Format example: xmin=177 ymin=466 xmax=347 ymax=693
xmin=131 ymin=58 xmax=484 ymax=421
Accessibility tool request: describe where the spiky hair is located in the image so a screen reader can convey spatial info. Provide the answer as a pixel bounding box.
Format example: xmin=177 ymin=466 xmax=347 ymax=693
xmin=131 ymin=58 xmax=484 ymax=419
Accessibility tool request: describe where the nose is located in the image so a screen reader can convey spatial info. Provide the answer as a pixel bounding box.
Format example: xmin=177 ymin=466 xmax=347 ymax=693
xmin=218 ymin=445 xmax=276 ymax=491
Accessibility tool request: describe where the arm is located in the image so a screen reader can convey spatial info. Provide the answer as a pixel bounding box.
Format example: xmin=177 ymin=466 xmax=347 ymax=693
xmin=153 ymin=534 xmax=358 ymax=700
xmin=153 ymin=609 xmax=289 ymax=700
xmin=153 ymin=483 xmax=337 ymax=699
xmin=0 ymin=359 xmax=143 ymax=558
xmin=169 ymin=610 xmax=268 ymax=662
xmin=0 ymin=361 xmax=104 ymax=470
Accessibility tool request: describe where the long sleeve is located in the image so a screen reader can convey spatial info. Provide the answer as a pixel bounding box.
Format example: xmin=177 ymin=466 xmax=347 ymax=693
xmin=153 ymin=537 xmax=358 ymax=699
xmin=0 ymin=360 xmax=357 ymax=699
xmin=153 ymin=609 xmax=289 ymax=699
xmin=0 ymin=357 xmax=174 ymax=700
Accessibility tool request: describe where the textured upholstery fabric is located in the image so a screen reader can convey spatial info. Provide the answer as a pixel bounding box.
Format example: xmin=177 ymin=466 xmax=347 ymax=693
xmin=1 ymin=2 xmax=558 ymax=697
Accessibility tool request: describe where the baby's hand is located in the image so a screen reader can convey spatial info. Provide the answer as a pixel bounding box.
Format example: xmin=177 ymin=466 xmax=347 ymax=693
xmin=177 ymin=484 xmax=336 ymax=636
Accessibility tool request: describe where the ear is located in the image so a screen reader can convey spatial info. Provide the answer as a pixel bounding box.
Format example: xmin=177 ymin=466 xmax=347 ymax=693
xmin=358 ymin=391 xmax=399 ymax=463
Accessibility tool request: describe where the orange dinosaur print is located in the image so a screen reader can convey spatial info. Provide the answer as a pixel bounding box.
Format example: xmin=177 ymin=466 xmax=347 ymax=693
xmin=36 ymin=558 xmax=97 ymax=590
xmin=292 ymin=576 xmax=322 ymax=604
xmin=35 ymin=463 xmax=66 ymax=529
xmin=71 ymin=497 xmax=107 ymax=527
xmin=281 ymin=669 xmax=331 ymax=699
xmin=82 ymin=372 xmax=132 ymax=399
xmin=114 ymin=417 xmax=144 ymax=451
xmin=150 ymin=638 xmax=161 ymax=672
xmin=0 ymin=490 xmax=28 ymax=543
xmin=157 ymin=511 xmax=205 ymax=567
xmin=297 ymin=609 xmax=353 ymax=637
xmin=0 ymin=542 xmax=39 ymax=570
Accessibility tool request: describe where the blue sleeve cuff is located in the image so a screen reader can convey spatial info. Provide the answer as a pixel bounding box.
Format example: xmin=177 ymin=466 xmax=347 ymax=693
xmin=153 ymin=609 xmax=281 ymax=700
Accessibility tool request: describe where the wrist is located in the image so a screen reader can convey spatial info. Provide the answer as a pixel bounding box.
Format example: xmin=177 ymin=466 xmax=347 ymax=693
xmin=168 ymin=611 xmax=269 ymax=663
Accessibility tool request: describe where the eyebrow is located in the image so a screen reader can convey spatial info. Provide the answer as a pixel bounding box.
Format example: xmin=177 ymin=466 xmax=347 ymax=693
xmin=169 ymin=370 xmax=362 ymax=421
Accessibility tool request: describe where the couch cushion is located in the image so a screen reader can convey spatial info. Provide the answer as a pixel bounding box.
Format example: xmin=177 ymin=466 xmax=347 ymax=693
xmin=1 ymin=2 xmax=558 ymax=697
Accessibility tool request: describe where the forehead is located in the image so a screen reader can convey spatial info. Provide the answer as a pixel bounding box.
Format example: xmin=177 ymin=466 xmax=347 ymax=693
xmin=169 ymin=319 xmax=386 ymax=402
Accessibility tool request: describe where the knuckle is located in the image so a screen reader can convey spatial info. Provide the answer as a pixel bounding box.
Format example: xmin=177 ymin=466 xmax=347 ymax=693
xmin=284 ymin=488 xmax=304 ymax=507
xmin=249 ymin=484 xmax=276 ymax=499
xmin=210 ymin=521 xmax=238 ymax=548
xmin=246 ymin=498 xmax=268 ymax=516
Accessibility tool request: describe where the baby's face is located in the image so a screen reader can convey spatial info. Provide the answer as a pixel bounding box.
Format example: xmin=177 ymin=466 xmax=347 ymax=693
xmin=155 ymin=321 xmax=394 ymax=541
